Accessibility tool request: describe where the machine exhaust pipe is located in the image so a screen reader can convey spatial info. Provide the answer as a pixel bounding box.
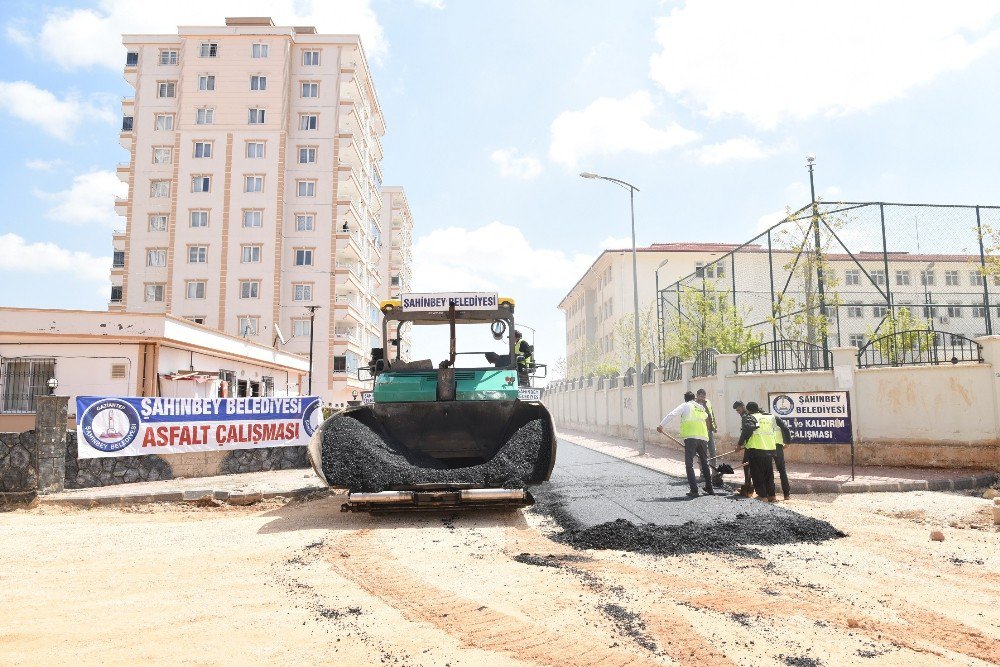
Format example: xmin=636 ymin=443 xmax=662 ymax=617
xmin=347 ymin=491 xmax=415 ymax=504
xmin=459 ymin=489 xmax=526 ymax=502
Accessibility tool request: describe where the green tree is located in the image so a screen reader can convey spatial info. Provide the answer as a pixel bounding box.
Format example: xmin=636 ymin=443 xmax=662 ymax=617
xmin=607 ymin=302 xmax=659 ymax=373
xmin=864 ymin=305 xmax=935 ymax=364
xmin=662 ymin=283 xmax=762 ymax=359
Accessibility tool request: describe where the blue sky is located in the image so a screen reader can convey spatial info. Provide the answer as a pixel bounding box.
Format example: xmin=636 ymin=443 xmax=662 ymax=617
xmin=2 ymin=0 xmax=1000 ymax=373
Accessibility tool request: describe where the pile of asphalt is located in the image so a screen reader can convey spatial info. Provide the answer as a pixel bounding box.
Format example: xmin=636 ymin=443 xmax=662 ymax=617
xmin=320 ymin=414 xmax=551 ymax=492
xmin=555 ymin=513 xmax=845 ymax=558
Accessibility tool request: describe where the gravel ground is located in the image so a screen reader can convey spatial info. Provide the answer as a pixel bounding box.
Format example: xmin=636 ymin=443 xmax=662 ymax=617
xmin=0 ymin=487 xmax=997 ymax=666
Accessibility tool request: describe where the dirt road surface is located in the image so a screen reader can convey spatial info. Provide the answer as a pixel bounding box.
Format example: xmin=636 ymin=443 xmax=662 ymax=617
xmin=1 ymin=487 xmax=997 ymax=666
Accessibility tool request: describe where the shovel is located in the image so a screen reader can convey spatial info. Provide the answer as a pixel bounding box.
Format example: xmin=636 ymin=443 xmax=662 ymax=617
xmin=660 ymin=432 xmax=735 ymax=486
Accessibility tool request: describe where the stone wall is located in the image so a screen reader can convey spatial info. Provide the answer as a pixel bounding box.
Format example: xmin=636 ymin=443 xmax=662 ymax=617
xmin=219 ymin=446 xmax=308 ymax=475
xmin=0 ymin=431 xmax=38 ymax=498
xmin=64 ymin=432 xmax=174 ymax=489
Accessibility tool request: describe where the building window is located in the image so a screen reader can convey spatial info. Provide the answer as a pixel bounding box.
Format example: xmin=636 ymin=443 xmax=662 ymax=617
xmin=198 ymin=75 xmax=215 ymax=91
xmin=149 ymin=215 xmax=167 ymax=231
xmin=152 ymin=147 xmax=171 ymax=164
xmin=121 ymin=116 xmax=134 ymax=132
xmin=971 ymin=271 xmax=985 ymax=287
xmin=195 ymin=107 xmax=214 ymax=125
xmin=188 ymin=246 xmax=208 ymax=263
xmin=848 ymin=334 xmax=865 ymax=348
xmin=872 ymin=305 xmax=886 ymax=318
xmin=921 ymin=270 xmax=935 ymax=286
xmin=150 ymin=180 xmax=169 ymax=197
xmin=241 ymin=245 xmax=262 ymax=263
xmin=193 ymin=141 xmax=212 ymax=158
xmin=192 ymin=175 xmax=211 ymax=192
xmin=239 ymin=281 xmax=260 ymax=299
xmin=245 ymin=175 xmax=264 ymax=193
xmin=871 ymin=270 xmax=885 ymax=286
xmin=200 ymin=42 xmax=218 ymax=58
xmin=847 ymin=304 xmax=863 ymax=318
xmin=190 ymin=210 xmax=209 ymax=228
xmin=186 ymin=281 xmax=206 ymax=299
xmin=895 ymin=270 xmax=911 ymax=286
xmin=333 ymin=356 xmax=347 ymax=373
xmin=251 ymin=43 xmax=268 ymax=58
xmin=126 ymin=52 xmax=139 ymax=67
xmin=973 ymin=302 xmax=987 ymax=318
xmin=293 ymin=284 xmax=312 ymax=301
xmin=0 ymin=357 xmax=56 ymax=414
xmin=301 ymin=82 xmax=319 ymax=98
xmin=294 ymin=249 xmax=314 ymax=266
xmin=705 ymin=262 xmax=725 ymax=279
xmin=292 ymin=319 xmax=312 ymax=337
xmin=694 ymin=262 xmax=704 ymax=278
xmin=242 ymin=210 xmax=263 ymax=228
xmin=112 ymin=251 xmax=125 ymax=268
xmin=157 ymin=81 xmax=176 ymax=98
xmin=158 ymin=50 xmax=178 ymax=65
xmin=238 ymin=316 xmax=259 ymax=337
xmin=246 ymin=141 xmax=265 ymax=158
xmin=145 ymin=284 xmax=165 ymax=302
xmin=299 ymin=114 xmax=318 ymax=130
xmin=248 ymin=108 xmax=266 ymax=124
xmin=146 ymin=249 xmax=166 ymax=267
xmin=844 ymin=269 xmax=860 ymax=286
xmin=303 ymin=50 xmax=320 ymax=65
xmin=945 ymin=270 xmax=960 ymax=286
xmin=250 ymin=75 xmax=267 ymax=91
xmin=298 ymin=147 xmax=317 ymax=164
xmin=922 ymin=305 xmax=937 ymax=318
xmin=185 ymin=316 xmax=206 ymax=325
xmin=390 ymin=275 xmax=400 ymax=287
xmin=109 ymin=285 xmax=123 ymax=303
xmin=295 ymin=214 xmax=314 ymax=231
xmin=154 ymin=114 xmax=174 ymax=130
xmin=947 ymin=303 xmax=963 ymax=318
xmin=297 ymin=180 xmax=316 ymax=197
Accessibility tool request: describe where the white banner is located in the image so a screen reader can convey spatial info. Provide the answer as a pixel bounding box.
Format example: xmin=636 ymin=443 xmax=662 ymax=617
xmin=401 ymin=292 xmax=498 ymax=311
xmin=75 ymin=396 xmax=322 ymax=459
xmin=768 ymin=391 xmax=853 ymax=444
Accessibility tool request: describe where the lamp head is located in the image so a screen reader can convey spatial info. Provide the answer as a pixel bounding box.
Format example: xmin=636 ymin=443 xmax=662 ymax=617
xmin=579 ymin=172 xmax=599 ymax=179
xmin=806 ymin=153 xmax=816 ymax=164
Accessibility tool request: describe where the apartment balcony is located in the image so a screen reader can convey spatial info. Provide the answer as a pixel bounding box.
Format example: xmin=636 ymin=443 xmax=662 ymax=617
xmin=114 ymin=197 xmax=128 ymax=216
xmin=336 ymin=229 xmax=364 ymax=259
xmin=333 ymin=293 xmax=366 ymax=322
xmin=118 ymin=131 xmax=133 ymax=150
xmin=333 ymin=328 xmax=361 ymax=345
xmin=116 ymin=162 xmax=130 ymax=184
xmin=334 ymin=266 xmax=366 ymax=293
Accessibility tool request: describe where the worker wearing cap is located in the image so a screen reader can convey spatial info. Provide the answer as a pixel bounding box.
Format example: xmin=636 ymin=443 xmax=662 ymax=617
xmin=513 ymin=331 xmax=534 ymax=387
xmin=741 ymin=401 xmax=777 ymax=501
xmin=732 ymin=401 xmax=756 ymax=497
xmin=657 ymin=391 xmax=714 ymax=498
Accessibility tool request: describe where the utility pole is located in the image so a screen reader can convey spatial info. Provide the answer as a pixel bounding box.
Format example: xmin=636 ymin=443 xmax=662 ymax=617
xmin=306 ymin=305 xmax=321 ymax=395
xmin=807 ymin=155 xmax=829 ymax=363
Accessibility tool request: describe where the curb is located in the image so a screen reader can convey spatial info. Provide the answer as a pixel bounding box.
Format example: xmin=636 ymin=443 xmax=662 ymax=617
xmin=37 ymin=485 xmax=329 ymax=508
xmin=559 ymin=436 xmax=998 ymax=495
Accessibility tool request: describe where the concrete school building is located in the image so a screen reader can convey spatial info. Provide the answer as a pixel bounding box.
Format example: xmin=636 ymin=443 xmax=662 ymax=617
xmin=111 ymin=17 xmax=414 ymax=405
xmin=0 ymin=308 xmax=309 ymax=433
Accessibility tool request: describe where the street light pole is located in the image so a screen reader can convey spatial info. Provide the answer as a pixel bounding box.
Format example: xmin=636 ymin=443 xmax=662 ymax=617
xmin=306 ymin=305 xmax=321 ymax=395
xmin=580 ymin=171 xmax=646 ymax=455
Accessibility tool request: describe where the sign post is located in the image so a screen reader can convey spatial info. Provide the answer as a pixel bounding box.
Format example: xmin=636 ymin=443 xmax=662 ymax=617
xmin=768 ymin=390 xmax=854 ymax=480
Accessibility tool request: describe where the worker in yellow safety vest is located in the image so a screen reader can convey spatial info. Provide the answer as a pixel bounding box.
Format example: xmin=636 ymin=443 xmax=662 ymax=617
xmin=739 ymin=401 xmax=777 ymax=501
xmin=657 ymin=391 xmax=715 ymax=498
xmin=772 ymin=412 xmax=793 ymax=500
xmin=695 ymin=388 xmax=717 ymax=463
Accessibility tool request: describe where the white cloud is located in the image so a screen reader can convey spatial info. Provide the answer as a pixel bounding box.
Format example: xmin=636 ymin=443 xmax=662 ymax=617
xmin=35 ymin=170 xmax=127 ymax=227
xmin=0 ymin=233 xmax=110 ymax=282
xmin=490 ymin=148 xmax=543 ymax=180
xmin=6 ymin=0 xmax=386 ymax=71
xmin=25 ymin=158 xmax=68 ymax=171
xmin=412 ymin=221 xmax=594 ymax=292
xmin=0 ymin=81 xmax=115 ymax=141
xmin=599 ymin=235 xmax=632 ymax=250
xmin=650 ymin=1 xmax=1000 ymax=128
xmin=414 ymin=0 xmax=445 ymax=8
xmin=695 ymin=137 xmax=794 ymax=165
xmin=549 ymin=91 xmax=700 ymax=168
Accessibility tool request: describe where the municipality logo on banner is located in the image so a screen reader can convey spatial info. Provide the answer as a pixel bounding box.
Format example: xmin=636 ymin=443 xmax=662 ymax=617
xmin=76 ymin=396 xmax=323 ymax=459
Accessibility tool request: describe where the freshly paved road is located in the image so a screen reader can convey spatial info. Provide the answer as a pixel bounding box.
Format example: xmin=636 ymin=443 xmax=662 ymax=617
xmin=534 ymin=438 xmax=788 ymax=529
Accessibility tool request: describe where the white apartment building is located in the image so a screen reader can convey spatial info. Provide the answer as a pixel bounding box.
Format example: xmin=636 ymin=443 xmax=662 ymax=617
xmin=378 ymin=186 xmax=414 ymax=361
xmin=560 ymin=242 xmax=999 ymax=373
xmin=111 ymin=17 xmax=413 ymax=403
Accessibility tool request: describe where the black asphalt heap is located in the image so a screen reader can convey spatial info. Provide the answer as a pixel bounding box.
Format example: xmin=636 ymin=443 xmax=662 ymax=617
xmin=556 ymin=513 xmax=845 ymax=558
xmin=320 ymin=414 xmax=551 ymax=492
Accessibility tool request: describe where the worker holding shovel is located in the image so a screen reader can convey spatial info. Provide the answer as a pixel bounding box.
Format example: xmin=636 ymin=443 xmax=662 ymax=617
xmin=656 ymin=391 xmax=715 ymax=498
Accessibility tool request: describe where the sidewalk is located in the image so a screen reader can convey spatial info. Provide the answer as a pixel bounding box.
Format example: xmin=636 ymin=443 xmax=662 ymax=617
xmin=558 ymin=429 xmax=997 ymax=494
xmin=36 ymin=468 xmax=328 ymax=507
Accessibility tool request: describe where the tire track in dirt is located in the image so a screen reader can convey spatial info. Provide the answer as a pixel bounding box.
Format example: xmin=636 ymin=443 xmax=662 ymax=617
xmin=326 ymin=529 xmax=662 ymax=667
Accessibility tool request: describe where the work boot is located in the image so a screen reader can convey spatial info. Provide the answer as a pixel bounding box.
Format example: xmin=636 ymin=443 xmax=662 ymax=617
xmin=702 ymin=486 xmax=715 ymax=495
xmin=767 ymin=496 xmax=777 ymax=502
xmin=686 ymin=490 xmax=699 ymax=498
xmin=783 ymin=493 xmax=791 ymax=501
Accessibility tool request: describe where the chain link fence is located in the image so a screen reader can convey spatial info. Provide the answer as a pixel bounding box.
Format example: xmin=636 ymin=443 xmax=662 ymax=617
xmin=657 ymin=202 xmax=1000 ymax=369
